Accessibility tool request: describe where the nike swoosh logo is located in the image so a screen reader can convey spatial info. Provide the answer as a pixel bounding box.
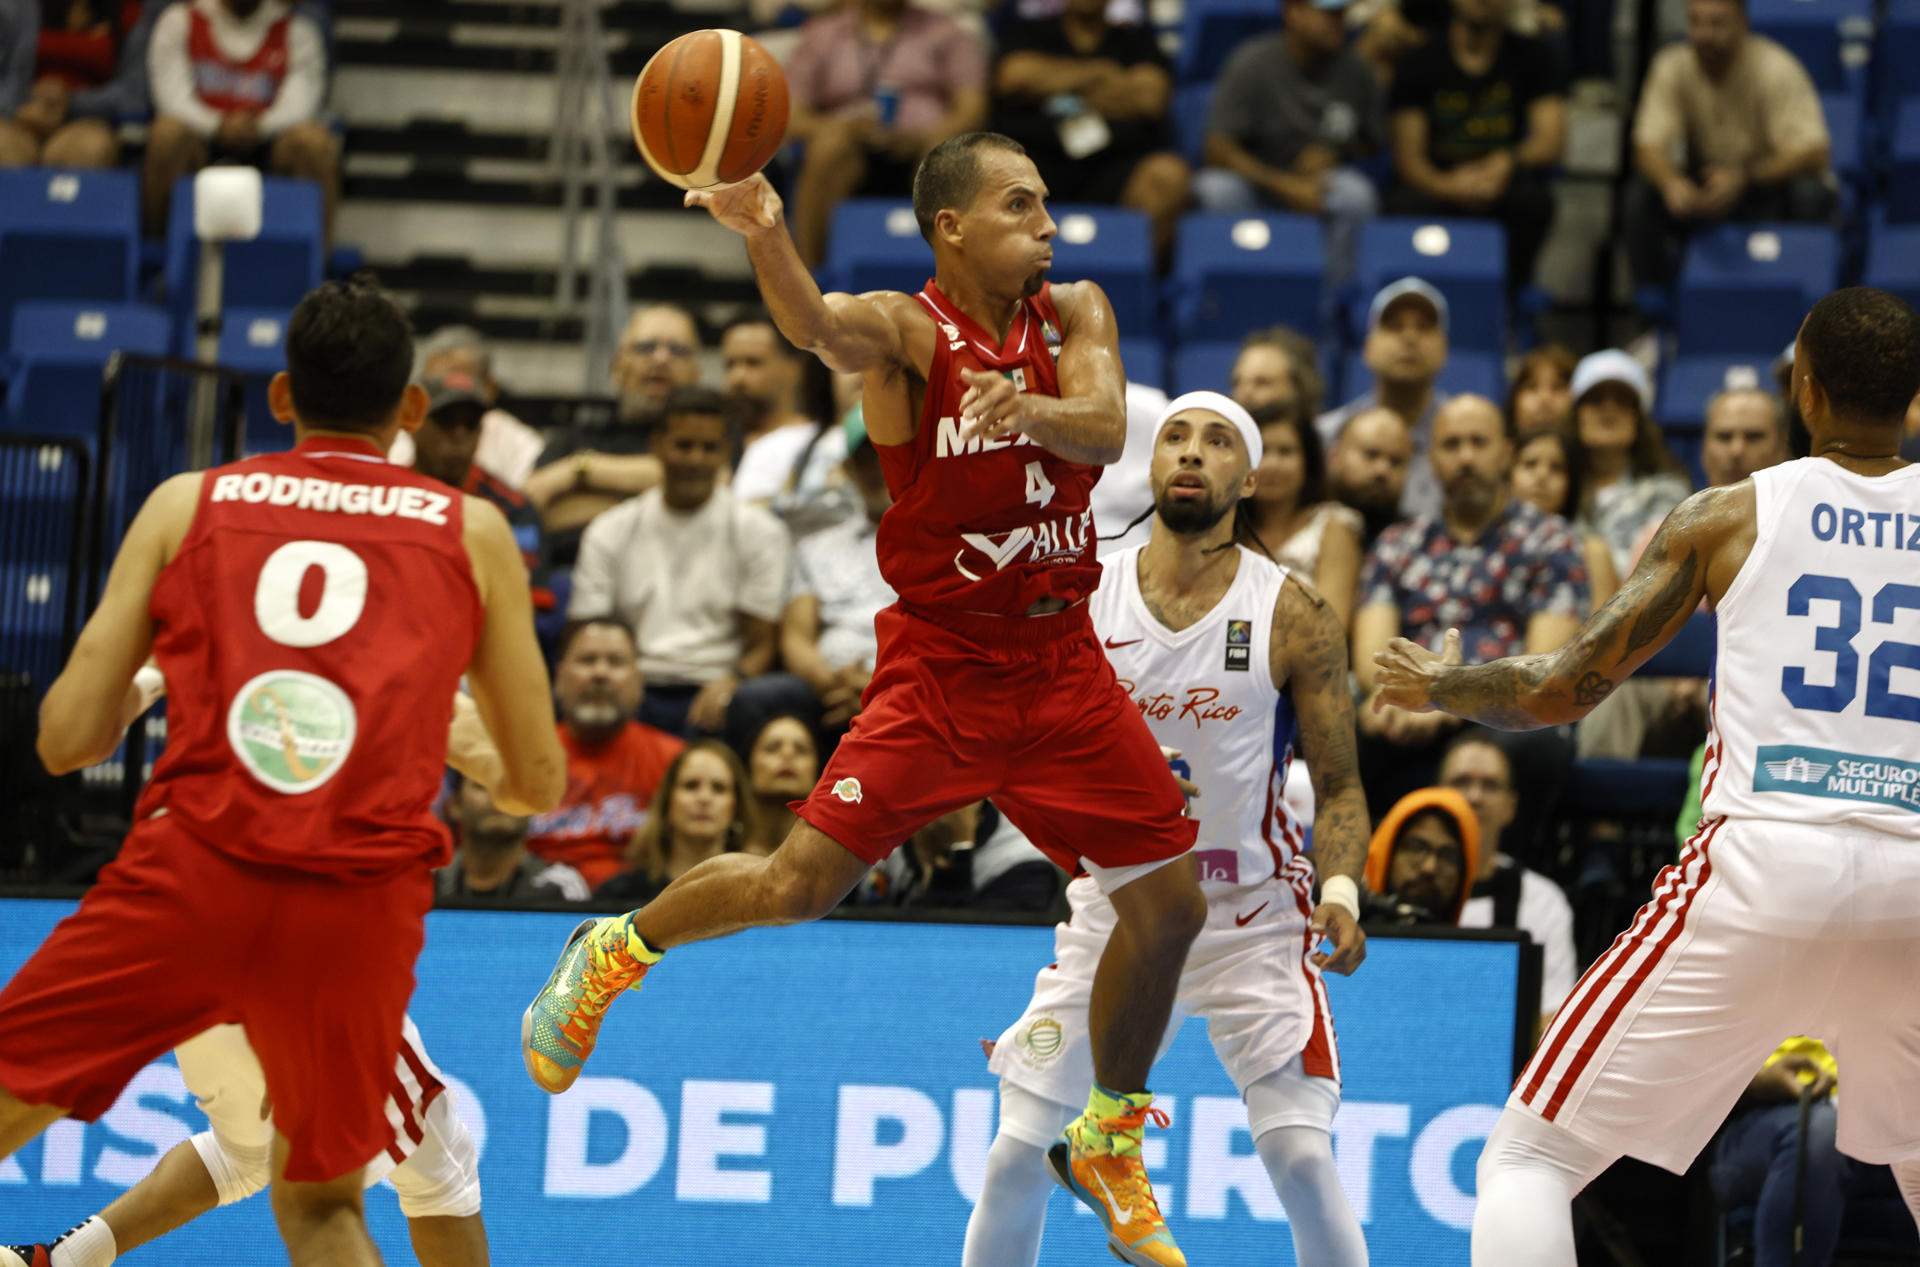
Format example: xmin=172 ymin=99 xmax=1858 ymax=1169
xmin=1093 ymin=1169 xmax=1135 ymax=1224
xmin=1103 ymin=637 xmax=1143 ymax=649
xmin=1235 ymin=902 xmax=1269 ymax=927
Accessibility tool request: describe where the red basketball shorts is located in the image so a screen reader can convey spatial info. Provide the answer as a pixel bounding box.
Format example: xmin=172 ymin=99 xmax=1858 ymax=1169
xmin=0 ymin=813 xmax=432 ymax=1184
xmin=796 ymin=602 xmax=1198 ymax=873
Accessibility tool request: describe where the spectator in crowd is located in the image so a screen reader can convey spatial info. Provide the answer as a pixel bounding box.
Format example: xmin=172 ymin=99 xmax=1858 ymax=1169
xmin=1624 ymin=0 xmax=1833 ymax=298
xmin=409 ymin=370 xmax=549 ymax=606
xmin=1386 ymin=0 xmax=1565 ymax=291
xmin=388 ymin=325 xmax=544 ymax=491
xmin=738 ymin=714 xmax=822 ymax=857
xmin=1087 ymin=378 xmax=1175 ymax=555
xmin=1353 ymin=393 xmax=1587 ymax=821
xmin=570 ymin=386 xmax=791 ymax=738
xmin=526 ymin=304 xmax=701 ymax=549
xmin=596 ymin=740 xmax=757 ymax=903
xmin=1441 ymin=731 xmax=1577 ymax=1019
xmin=1318 ymin=277 xmax=1450 ymax=518
xmin=1709 ymin=1041 xmax=1912 ymax=1267
xmin=1326 ymin=405 xmax=1414 ymax=549
xmin=144 ymin=0 xmax=340 ymax=241
xmin=1511 ymin=425 xmax=1618 ymax=610
xmin=436 ymin=773 xmax=591 ymax=902
xmin=1247 ymin=403 xmax=1364 ymax=623
xmin=526 ymin=620 xmax=685 ymax=889
xmin=765 ymin=416 xmax=895 ymax=734
xmin=1199 ymin=0 xmax=1386 ymax=282
xmin=1230 ymin=325 xmax=1324 ymax=423
xmin=1507 ymin=343 xmax=1576 ymax=434
xmin=1567 ymin=350 xmax=1690 ymax=578
xmin=0 ymin=0 xmax=143 ymax=169
xmin=862 ymin=805 xmax=989 ymax=907
xmin=990 ymin=0 xmax=1190 ymax=260
xmin=1361 ymin=786 xmax=1479 ymax=925
xmin=771 ymin=368 xmax=866 ymax=539
xmin=724 ymin=312 xmax=818 ymax=505
xmin=784 ymin=0 xmax=988 ymax=269
xmin=1699 ymin=385 xmax=1789 ymax=490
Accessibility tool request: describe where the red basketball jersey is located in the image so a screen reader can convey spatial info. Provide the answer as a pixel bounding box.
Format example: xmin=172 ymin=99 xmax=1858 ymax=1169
xmin=137 ymin=436 xmax=482 ymax=880
xmin=874 ymin=281 xmax=1103 ymax=618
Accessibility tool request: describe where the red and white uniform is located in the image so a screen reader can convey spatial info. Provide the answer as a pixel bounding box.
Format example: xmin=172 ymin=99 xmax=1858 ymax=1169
xmin=1514 ymin=459 xmax=1920 ymax=1170
xmin=796 ymin=280 xmax=1195 ymax=877
xmin=991 ymin=547 xmax=1340 ymax=1128
xmin=0 ymin=436 xmax=479 ymax=1184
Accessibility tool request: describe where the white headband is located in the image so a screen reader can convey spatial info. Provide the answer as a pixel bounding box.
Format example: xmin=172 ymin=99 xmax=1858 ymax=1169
xmin=1155 ymin=391 xmax=1264 ymax=466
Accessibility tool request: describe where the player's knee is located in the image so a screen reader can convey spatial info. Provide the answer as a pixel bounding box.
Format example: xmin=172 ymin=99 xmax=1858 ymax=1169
xmin=270 ymin=1173 xmax=365 ymax=1229
xmin=1154 ymin=881 xmax=1208 ymax=951
xmin=1256 ymin=1125 xmax=1336 ymax=1200
xmin=192 ymin=1129 xmax=272 ymax=1205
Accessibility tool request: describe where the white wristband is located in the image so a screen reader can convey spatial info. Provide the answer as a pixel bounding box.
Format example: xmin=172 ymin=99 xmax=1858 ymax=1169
xmin=1318 ymin=874 xmax=1361 ymax=923
xmin=133 ymin=665 xmax=167 ymax=713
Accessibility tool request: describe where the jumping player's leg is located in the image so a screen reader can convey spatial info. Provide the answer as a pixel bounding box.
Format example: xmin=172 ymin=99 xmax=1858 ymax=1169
xmin=0 ymin=1090 xmax=65 ymax=1160
xmin=1471 ymin=1108 xmax=1614 ymax=1267
xmin=269 ymin=1136 xmax=381 ymax=1267
xmin=962 ymin=1083 xmax=1077 ymax=1267
xmin=632 ymin=819 xmax=875 ymax=950
xmin=1086 ymin=856 xmax=1206 ymax=1094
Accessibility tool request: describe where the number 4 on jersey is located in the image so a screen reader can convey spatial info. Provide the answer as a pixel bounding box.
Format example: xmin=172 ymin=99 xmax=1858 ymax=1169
xmin=1024 ymin=460 xmax=1056 ymax=510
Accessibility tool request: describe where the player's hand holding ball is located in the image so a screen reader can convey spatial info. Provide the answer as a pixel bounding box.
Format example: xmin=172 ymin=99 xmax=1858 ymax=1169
xmin=959 ymin=368 xmax=1028 ymax=445
xmin=685 ymin=173 xmax=783 ymax=236
xmin=632 ymin=28 xmax=789 ymax=228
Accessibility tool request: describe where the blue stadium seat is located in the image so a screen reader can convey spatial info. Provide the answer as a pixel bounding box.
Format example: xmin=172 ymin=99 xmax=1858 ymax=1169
xmin=1879 ymin=2 xmax=1920 ymax=140
xmin=163 ymin=175 xmax=324 ymax=358
xmin=1675 ymin=224 xmax=1839 ymax=355
xmin=218 ymin=308 xmax=292 ymax=454
xmin=1169 ymin=212 xmax=1324 ymax=342
xmin=1747 ymin=0 xmax=1873 ymax=93
xmin=1352 ymin=218 xmax=1506 ymax=352
xmin=1340 ymin=349 xmax=1504 ymax=405
xmin=1174 ymin=0 xmax=1271 ymax=85
xmin=1174 ymin=82 xmax=1212 ymax=166
xmin=1864 ymin=212 xmax=1920 ymax=312
xmin=1655 ymin=355 xmax=1776 ymax=430
xmin=4 ymin=303 xmax=170 ymax=440
xmin=0 ymin=169 xmax=139 ymax=346
xmin=1117 ymin=337 xmax=1164 ymax=390
xmin=1823 ymin=89 xmax=1866 ymax=189
xmin=1563 ymin=612 xmax=1715 ymax=817
xmin=1048 ymin=205 xmax=1158 ymax=335
xmin=1170 ymin=340 xmax=1240 ymax=396
xmin=823 ymin=200 xmax=930 ymax=297
xmin=1890 ymin=99 xmax=1920 ymax=225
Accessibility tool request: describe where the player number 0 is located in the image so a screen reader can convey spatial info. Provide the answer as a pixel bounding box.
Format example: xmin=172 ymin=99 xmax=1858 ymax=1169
xmin=253 ymin=540 xmax=369 ymax=648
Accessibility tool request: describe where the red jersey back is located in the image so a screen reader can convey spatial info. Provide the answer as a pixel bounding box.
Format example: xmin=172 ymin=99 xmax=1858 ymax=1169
xmin=874 ymin=281 xmax=1102 ymax=618
xmin=138 ymin=436 xmax=483 ymax=879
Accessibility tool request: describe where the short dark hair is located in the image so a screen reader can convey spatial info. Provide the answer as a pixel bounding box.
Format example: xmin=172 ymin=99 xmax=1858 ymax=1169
xmin=556 ymin=617 xmax=636 ymax=662
xmin=1250 ymin=401 xmax=1327 ymax=506
xmin=911 ymin=132 xmax=1027 ymax=243
xmin=722 ymin=309 xmax=798 ymax=359
xmin=1440 ymin=727 xmax=1514 ymax=783
xmin=656 ymin=384 xmax=734 ymax=427
xmin=1800 ymin=287 xmax=1920 ymax=428
xmin=285 ymin=275 xmax=415 ymax=431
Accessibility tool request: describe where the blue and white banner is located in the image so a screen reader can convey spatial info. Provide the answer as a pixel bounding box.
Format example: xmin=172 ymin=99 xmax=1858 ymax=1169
xmin=0 ymin=902 xmax=1528 ymax=1264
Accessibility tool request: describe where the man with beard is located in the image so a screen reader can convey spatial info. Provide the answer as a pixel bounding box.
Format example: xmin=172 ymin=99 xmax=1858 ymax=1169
xmin=439 ymin=773 xmax=590 ymax=901
xmin=966 ymin=391 xmax=1371 ymax=1267
xmin=525 ymin=620 xmax=685 ymax=889
xmin=1351 ymin=394 xmax=1588 ymax=822
xmin=1327 ymin=406 xmax=1414 ymax=549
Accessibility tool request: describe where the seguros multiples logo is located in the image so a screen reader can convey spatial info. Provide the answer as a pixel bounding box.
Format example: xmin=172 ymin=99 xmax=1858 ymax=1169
xmin=227 ymin=669 xmax=357 ymax=794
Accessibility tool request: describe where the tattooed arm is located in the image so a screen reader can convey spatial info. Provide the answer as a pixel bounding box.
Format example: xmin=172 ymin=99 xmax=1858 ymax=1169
xmin=1372 ymin=485 xmax=1749 ymax=730
xmin=1275 ymin=575 xmax=1368 ymax=975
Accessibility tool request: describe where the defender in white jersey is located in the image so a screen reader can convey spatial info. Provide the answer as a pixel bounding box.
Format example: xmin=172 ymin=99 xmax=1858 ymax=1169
xmin=1374 ymin=287 xmax=1920 ymax=1265
xmin=964 ymin=392 xmax=1372 ymax=1267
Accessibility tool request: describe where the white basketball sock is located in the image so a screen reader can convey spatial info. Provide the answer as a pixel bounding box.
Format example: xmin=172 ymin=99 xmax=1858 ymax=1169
xmin=961 ymin=1131 xmax=1053 ymax=1267
xmin=1255 ymin=1125 xmax=1369 ymax=1267
xmin=1470 ymin=1108 xmax=1613 ymax=1267
xmin=49 ymin=1217 xmax=115 ymax=1267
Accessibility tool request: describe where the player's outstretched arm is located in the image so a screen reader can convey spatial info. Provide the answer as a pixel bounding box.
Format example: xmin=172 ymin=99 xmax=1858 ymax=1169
xmin=1275 ymin=575 xmax=1368 ymax=976
xmin=461 ymin=497 xmax=566 ymax=816
xmin=958 ymin=279 xmax=1126 ymax=465
xmin=1374 ymin=484 xmax=1744 ymax=730
xmin=38 ymin=474 xmax=201 ymax=774
xmin=685 ymin=174 xmax=907 ymax=376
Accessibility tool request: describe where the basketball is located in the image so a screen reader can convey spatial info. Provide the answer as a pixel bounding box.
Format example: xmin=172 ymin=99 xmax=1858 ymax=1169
xmin=631 ymin=29 xmax=790 ymax=192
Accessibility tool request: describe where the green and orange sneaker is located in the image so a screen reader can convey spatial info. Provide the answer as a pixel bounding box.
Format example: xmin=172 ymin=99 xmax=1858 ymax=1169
xmin=521 ymin=914 xmax=660 ymax=1094
xmin=1045 ymin=1086 xmax=1186 ymax=1267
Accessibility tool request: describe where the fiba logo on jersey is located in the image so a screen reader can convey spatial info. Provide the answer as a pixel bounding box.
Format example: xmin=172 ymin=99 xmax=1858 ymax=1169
xmin=1014 ymin=1015 xmax=1063 ymax=1066
xmin=1225 ymin=620 xmax=1252 ymax=672
xmin=225 ymin=669 xmax=357 ymax=795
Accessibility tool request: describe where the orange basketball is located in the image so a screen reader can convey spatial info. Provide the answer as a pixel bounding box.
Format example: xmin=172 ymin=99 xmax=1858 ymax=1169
xmin=632 ymin=29 xmax=790 ymax=192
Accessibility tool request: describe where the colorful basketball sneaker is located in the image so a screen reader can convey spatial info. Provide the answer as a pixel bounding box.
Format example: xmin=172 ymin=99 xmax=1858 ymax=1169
xmin=1045 ymin=1086 xmax=1185 ymax=1267
xmin=0 ymin=1246 xmax=50 ymax=1267
xmin=521 ymin=914 xmax=659 ymax=1094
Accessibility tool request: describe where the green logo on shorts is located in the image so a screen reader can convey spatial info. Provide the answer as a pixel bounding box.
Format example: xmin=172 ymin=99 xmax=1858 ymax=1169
xmin=833 ymin=777 xmax=864 ymax=804
xmin=1017 ymin=1015 xmax=1064 ymax=1066
xmin=226 ymin=670 xmax=357 ymax=795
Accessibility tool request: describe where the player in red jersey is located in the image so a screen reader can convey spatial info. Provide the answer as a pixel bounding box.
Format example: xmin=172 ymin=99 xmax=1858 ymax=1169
xmin=0 ymin=278 xmax=565 ymax=1267
xmin=522 ymin=132 xmax=1359 ymax=1267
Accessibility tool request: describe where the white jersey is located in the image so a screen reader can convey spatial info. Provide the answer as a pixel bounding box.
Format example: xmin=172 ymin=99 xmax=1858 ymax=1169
xmin=1703 ymin=459 xmax=1920 ymax=836
xmin=1089 ymin=544 xmax=1304 ymax=891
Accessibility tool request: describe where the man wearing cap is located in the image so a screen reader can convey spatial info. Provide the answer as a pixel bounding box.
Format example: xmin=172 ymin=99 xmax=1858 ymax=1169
xmin=388 ymin=324 xmax=544 ymax=491
xmin=1352 ymin=393 xmax=1587 ymax=823
xmin=1317 ymin=277 xmax=1451 ymax=519
xmin=411 ymin=368 xmax=550 ymax=604
xmin=1199 ymin=0 xmax=1386 ymax=283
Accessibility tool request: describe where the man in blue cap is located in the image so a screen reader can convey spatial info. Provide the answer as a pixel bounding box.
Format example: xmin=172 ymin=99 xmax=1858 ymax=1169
xmin=1318 ymin=277 xmax=1452 ymax=519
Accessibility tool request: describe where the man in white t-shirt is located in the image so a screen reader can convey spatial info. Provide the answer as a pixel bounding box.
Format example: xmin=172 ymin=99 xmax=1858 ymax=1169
xmin=1440 ymin=730 xmax=1577 ymax=1023
xmin=389 ymin=325 xmax=544 ymax=490
xmin=569 ymin=386 xmax=792 ymax=737
xmin=724 ymin=312 xmax=821 ymax=504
